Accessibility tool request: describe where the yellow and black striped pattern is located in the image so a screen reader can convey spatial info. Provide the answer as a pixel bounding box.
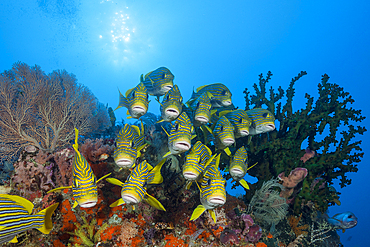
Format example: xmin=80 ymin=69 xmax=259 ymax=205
xmin=116 ymin=82 xmax=149 ymax=119
xmin=213 ymin=116 xmax=235 ymax=149
xmin=160 ymin=84 xmax=183 ymax=121
xmin=192 ymin=93 xmax=212 ymax=125
xmin=0 ymin=195 xmax=58 ymax=244
xmin=224 ymin=109 xmax=252 ymax=138
xmin=141 ymin=67 xmax=174 ymax=96
xmin=188 ymin=83 xmax=232 ymax=108
xmin=182 ymin=141 xmax=212 ymax=179
xmin=168 ymin=112 xmax=193 ymax=153
xmin=229 ymin=146 xmax=248 ymax=180
xmin=72 ymin=128 xmax=98 ymax=207
xmin=246 ymin=108 xmax=275 ymax=135
xmin=121 ymin=160 xmax=150 ymax=202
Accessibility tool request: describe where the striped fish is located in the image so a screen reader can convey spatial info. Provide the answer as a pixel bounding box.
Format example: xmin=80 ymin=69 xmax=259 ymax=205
xmin=116 ymin=82 xmax=149 ymax=119
xmin=158 ymin=84 xmax=183 ymax=122
xmin=182 ymin=141 xmax=216 ymax=188
xmin=0 ymin=194 xmax=59 ymax=244
xmin=213 ymin=116 xmax=235 ymax=151
xmin=229 ymin=146 xmax=254 ymax=190
xmin=48 ymin=129 xmax=110 ymax=208
xmin=188 ymin=92 xmax=214 ymax=126
xmin=140 ymin=67 xmax=174 ymax=97
xmin=187 ymin=83 xmax=232 ymax=108
xmin=223 ymin=109 xmax=252 ymax=138
xmin=190 ymin=154 xmax=226 ymax=223
xmin=163 ymin=112 xmax=193 ymax=157
xmin=246 ymin=108 xmax=275 ymax=135
xmin=114 ymin=124 xmax=147 ymax=168
xmin=106 ymin=159 xmax=166 ymax=211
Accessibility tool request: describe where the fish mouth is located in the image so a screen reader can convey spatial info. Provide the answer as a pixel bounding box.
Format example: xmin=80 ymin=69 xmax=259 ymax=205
xmin=163 ymin=85 xmax=173 ymax=92
xmin=116 ymin=158 xmax=135 ymax=168
xmin=79 ymin=200 xmax=98 ymax=208
xmin=208 ymin=196 xmax=226 ymax=206
xmin=222 ymin=138 xmax=235 ymax=146
xmin=122 ymin=194 xmax=140 ymax=204
xmin=132 ymin=105 xmax=147 ymax=114
xmin=165 ymin=108 xmax=179 ymax=117
xmin=230 ymin=168 xmax=244 ymax=176
xmin=173 ymin=141 xmax=191 ymax=152
xmin=266 ymin=124 xmax=275 ymax=131
xmin=195 ymin=116 xmax=209 ymax=124
xmin=183 ymin=172 xmax=198 ymax=180
xmin=222 ymin=100 xmax=232 ymax=106
xmin=239 ymin=130 xmax=249 ymax=136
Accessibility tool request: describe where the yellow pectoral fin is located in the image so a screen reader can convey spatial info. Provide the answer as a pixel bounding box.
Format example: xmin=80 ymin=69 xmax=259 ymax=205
xmin=190 ymin=205 xmax=207 ymax=221
xmin=47 ymin=186 xmax=72 ymax=194
xmin=72 ymin=200 xmax=79 ymax=209
xmin=148 ymin=158 xmax=166 ymax=184
xmin=97 ymin=173 xmax=112 ymax=183
xmin=239 ymin=179 xmax=250 ymax=190
xmin=162 ymin=151 xmax=172 ymax=158
xmin=191 ymin=134 xmax=197 ymax=140
xmin=9 ymin=236 xmax=18 ymax=243
xmin=106 ymin=178 xmax=125 ymax=187
xmin=156 ymin=119 xmax=165 ymax=124
xmin=209 ymin=209 xmax=216 ymax=223
xmin=145 ymin=194 xmax=166 ymax=211
xmin=185 ymin=181 xmax=193 ymax=190
xmin=110 ymin=198 xmax=125 ymax=207
xmin=204 ymin=125 xmax=213 ymax=135
xmin=224 ymin=147 xmax=231 ymax=156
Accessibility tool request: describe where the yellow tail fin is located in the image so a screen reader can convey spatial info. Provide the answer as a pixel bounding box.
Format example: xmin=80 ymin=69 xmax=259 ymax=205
xmin=36 ymin=203 xmax=59 ymax=234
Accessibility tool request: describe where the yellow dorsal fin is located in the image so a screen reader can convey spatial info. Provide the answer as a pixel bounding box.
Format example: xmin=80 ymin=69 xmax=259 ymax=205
xmin=145 ymin=193 xmax=166 ymax=211
xmin=73 ymin=128 xmax=79 ymax=152
xmin=190 ymin=204 xmax=207 ymax=221
xmin=106 ymin=178 xmax=125 ymax=187
xmin=132 ymin=125 xmax=140 ymax=135
xmin=47 ymin=186 xmax=72 ymax=194
xmin=125 ymin=88 xmax=134 ymax=97
xmin=97 ymin=173 xmax=111 ymax=183
xmin=196 ymin=84 xmax=208 ymax=92
xmin=239 ymin=179 xmax=250 ymax=190
xmin=110 ymin=198 xmax=125 ymax=207
xmin=36 ymin=203 xmax=59 ymax=234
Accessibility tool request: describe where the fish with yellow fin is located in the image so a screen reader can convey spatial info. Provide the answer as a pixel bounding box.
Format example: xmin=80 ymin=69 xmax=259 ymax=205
xmin=47 ymin=128 xmax=111 ymax=208
xmin=220 ymin=109 xmax=252 ymax=138
xmin=212 ymin=116 xmax=235 ymax=154
xmin=190 ymin=154 xmax=226 ymax=223
xmin=186 ymin=92 xmax=215 ymax=126
xmin=187 ymin=83 xmax=232 ymax=108
xmin=106 ymin=159 xmax=166 ymax=211
xmin=113 ymin=123 xmax=147 ymax=168
xmin=116 ymin=82 xmax=149 ymax=119
xmin=162 ymin=112 xmax=194 ymax=157
xmin=229 ymin=146 xmax=258 ymax=190
xmin=141 ymin=67 xmax=174 ymax=97
xmin=158 ymin=84 xmax=183 ymax=122
xmin=246 ymin=108 xmax=275 ymax=135
xmin=0 ymin=194 xmax=59 ymax=244
xmin=182 ymin=141 xmax=217 ymax=189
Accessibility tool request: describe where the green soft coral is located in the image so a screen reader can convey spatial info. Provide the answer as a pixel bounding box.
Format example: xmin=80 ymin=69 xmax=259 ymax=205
xmin=241 ymin=72 xmax=366 ymax=213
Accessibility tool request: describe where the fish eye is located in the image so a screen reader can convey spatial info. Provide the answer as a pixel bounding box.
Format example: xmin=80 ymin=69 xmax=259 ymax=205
xmin=146 ymin=94 xmax=149 ymax=100
xmin=196 ymin=102 xmax=200 ymax=108
xmin=262 ymin=112 xmax=268 ymax=118
xmin=220 ymin=126 xmax=224 ymax=132
xmin=221 ymin=90 xmax=226 ymax=96
xmin=130 ymin=141 xmax=134 ymax=148
xmin=175 ymin=123 xmax=179 ymax=131
xmin=238 ymin=118 xmax=242 ymax=123
xmin=132 ymin=91 xmax=136 ymax=98
xmin=208 ymin=179 xmax=211 ymax=186
xmin=162 ymin=73 xmax=166 ymax=79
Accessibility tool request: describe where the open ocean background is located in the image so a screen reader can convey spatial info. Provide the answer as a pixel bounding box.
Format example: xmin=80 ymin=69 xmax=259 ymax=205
xmin=1 ymin=1 xmax=369 ymax=246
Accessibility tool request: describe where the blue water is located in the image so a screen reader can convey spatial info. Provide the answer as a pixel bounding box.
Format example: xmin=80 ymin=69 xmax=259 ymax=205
xmin=1 ymin=1 xmax=369 ymax=246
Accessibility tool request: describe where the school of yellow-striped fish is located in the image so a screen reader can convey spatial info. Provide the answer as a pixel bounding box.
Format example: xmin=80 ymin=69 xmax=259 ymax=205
xmin=0 ymin=66 xmax=275 ymax=243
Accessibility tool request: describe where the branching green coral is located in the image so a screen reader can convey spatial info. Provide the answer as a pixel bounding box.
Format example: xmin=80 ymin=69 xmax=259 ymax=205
xmin=67 ymin=215 xmax=109 ymax=247
xmin=241 ymin=72 xmax=366 ymax=213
